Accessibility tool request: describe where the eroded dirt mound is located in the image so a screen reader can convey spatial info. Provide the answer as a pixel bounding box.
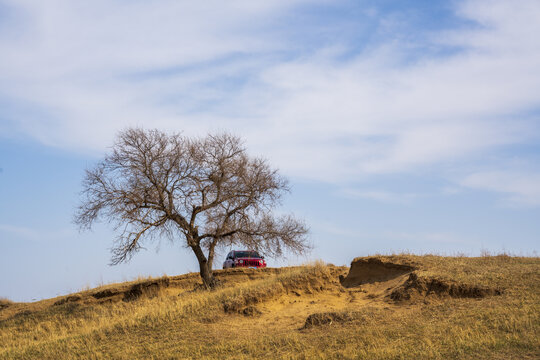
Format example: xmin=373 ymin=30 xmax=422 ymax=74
xmin=390 ymin=273 xmax=503 ymax=301
xmin=339 ymin=258 xmax=415 ymax=288
xmin=339 ymin=258 xmax=501 ymax=303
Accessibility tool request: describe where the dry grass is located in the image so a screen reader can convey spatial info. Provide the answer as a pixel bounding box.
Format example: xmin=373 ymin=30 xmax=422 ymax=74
xmin=0 ymin=298 xmax=13 ymax=308
xmin=1 ymin=256 xmax=538 ymax=359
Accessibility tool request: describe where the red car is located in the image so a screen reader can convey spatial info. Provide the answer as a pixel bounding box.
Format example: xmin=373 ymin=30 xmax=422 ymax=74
xmin=222 ymin=250 xmax=267 ymax=269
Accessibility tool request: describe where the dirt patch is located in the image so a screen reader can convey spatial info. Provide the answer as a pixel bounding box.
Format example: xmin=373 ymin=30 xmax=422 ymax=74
xmin=390 ymin=273 xmax=503 ymax=301
xmin=222 ymin=285 xmax=283 ymax=313
xmin=240 ymin=305 xmax=262 ymax=316
xmin=340 ymin=258 xmax=415 ymax=288
xmin=222 ymin=266 xmax=344 ymax=314
xmin=89 ymin=278 xmax=171 ymax=302
xmin=123 ymin=278 xmax=170 ymax=301
xmin=92 ymin=289 xmax=121 ymax=299
xmin=302 ymin=311 xmax=356 ymax=329
xmin=54 ymin=294 xmax=83 ymax=306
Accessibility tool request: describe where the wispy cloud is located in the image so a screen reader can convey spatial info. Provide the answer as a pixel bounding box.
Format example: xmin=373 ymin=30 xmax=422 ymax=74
xmin=384 ymin=231 xmax=474 ymax=245
xmin=312 ymin=220 xmax=474 ymax=247
xmin=460 ymin=171 xmax=540 ymax=207
xmin=0 ymin=223 xmax=75 ymax=243
xmin=339 ymin=188 xmax=421 ymax=203
xmin=0 ymin=223 xmax=40 ymax=241
xmin=0 ymin=0 xmax=539 ymax=203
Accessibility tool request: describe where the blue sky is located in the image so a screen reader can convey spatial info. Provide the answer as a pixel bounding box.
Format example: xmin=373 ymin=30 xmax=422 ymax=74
xmin=1 ymin=0 xmax=539 ymax=301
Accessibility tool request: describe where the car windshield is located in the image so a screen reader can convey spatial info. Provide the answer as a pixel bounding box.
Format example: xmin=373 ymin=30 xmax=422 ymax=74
xmin=234 ymin=251 xmax=260 ymax=258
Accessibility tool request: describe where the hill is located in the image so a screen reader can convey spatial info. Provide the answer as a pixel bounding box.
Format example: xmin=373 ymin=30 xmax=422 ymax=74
xmin=0 ymin=255 xmax=539 ymax=359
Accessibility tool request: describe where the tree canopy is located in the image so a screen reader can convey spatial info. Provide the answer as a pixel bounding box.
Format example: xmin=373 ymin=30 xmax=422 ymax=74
xmin=74 ymin=128 xmax=309 ymax=287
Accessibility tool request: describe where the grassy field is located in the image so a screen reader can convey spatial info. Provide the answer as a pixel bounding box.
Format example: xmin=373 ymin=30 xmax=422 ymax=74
xmin=0 ymin=255 xmax=538 ymax=359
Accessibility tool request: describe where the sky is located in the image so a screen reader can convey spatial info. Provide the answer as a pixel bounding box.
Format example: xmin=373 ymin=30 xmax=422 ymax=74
xmin=0 ymin=0 xmax=539 ymax=302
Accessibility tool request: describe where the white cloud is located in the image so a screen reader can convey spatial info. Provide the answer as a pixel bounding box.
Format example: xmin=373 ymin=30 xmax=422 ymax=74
xmin=0 ymin=0 xmax=319 ymax=148
xmin=0 ymin=0 xmax=539 ymax=202
xmin=247 ymin=1 xmax=540 ymax=177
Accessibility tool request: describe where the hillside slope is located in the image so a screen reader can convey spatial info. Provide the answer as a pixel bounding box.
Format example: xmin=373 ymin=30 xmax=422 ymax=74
xmin=1 ymin=255 xmax=539 ymax=359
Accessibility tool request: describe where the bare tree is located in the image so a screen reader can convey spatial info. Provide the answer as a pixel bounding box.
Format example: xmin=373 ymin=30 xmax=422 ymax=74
xmin=74 ymin=128 xmax=309 ymax=288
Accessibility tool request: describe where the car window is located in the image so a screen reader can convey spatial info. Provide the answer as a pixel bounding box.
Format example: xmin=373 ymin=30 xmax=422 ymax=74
xmin=234 ymin=251 xmax=260 ymax=258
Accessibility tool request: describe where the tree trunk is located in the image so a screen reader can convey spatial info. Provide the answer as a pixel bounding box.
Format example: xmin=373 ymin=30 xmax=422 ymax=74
xmin=191 ymin=243 xmax=216 ymax=288
xmin=207 ymin=237 xmax=218 ymax=273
